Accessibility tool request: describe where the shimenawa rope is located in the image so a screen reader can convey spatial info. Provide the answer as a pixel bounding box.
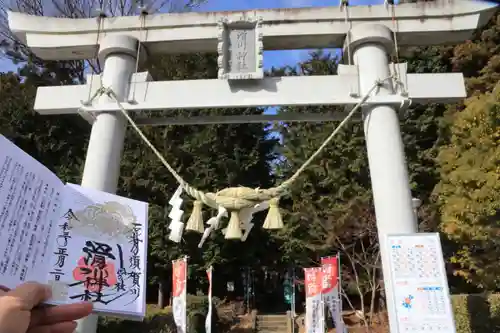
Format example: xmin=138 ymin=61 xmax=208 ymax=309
xmin=80 ymin=76 xmax=393 ymax=239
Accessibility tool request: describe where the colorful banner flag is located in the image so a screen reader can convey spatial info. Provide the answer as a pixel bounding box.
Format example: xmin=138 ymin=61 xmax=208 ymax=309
xmin=206 ymin=266 xmax=213 ymax=333
xmin=304 ymin=267 xmax=324 ymax=333
xmin=321 ymin=255 xmax=344 ymax=332
xmin=173 ymin=257 xmax=187 ymax=333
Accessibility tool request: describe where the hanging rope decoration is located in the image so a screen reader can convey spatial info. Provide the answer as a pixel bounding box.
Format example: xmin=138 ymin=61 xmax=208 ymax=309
xmin=80 ymin=5 xmax=407 ymax=242
xmin=82 ymin=79 xmax=390 ymax=240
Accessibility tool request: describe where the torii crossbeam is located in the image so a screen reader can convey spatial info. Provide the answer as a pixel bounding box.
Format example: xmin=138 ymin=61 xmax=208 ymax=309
xmin=8 ymin=0 xmax=495 ymax=59
xmin=8 ymin=1 xmax=494 ymax=125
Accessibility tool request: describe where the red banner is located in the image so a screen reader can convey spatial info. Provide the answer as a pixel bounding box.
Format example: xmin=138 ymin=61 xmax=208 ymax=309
xmin=304 ymin=267 xmax=323 ymax=298
xmin=321 ymin=256 xmax=344 ymax=333
xmin=172 ymin=257 xmax=187 ymax=333
xmin=321 ymin=256 xmax=339 ymax=293
xmin=206 ymin=267 xmax=213 ymax=333
xmin=304 ymin=267 xmax=324 ymax=333
xmin=172 ymin=259 xmax=187 ymax=297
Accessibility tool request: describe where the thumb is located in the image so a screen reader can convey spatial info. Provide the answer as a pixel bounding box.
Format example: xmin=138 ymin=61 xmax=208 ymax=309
xmin=6 ymin=282 xmax=51 ymax=310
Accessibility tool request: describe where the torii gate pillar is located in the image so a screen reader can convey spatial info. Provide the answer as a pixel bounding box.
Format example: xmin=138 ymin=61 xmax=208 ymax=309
xmin=348 ymin=23 xmax=417 ymax=332
xmin=77 ymin=34 xmax=140 ymax=333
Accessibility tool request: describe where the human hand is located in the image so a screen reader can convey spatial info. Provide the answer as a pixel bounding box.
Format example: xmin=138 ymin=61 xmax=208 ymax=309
xmin=0 ymin=282 xmax=93 ymax=333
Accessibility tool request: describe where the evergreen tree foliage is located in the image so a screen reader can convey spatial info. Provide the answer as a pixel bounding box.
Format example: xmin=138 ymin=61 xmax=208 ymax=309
xmin=273 ymin=51 xmax=371 ymax=267
xmin=113 ymin=52 xmax=279 ymax=298
xmin=398 ymin=46 xmax=454 ymax=233
xmin=0 ymin=72 xmax=89 ymax=183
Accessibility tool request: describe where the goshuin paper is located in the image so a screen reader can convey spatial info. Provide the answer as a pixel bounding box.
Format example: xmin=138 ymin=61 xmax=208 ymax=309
xmin=0 ymin=135 xmax=148 ymax=320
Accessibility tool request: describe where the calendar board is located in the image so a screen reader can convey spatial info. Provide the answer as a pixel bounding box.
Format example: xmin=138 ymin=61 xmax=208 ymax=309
xmin=387 ymin=233 xmax=456 ymax=333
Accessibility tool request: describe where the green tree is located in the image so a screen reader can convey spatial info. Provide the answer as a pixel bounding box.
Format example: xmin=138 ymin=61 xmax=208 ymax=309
xmin=433 ymin=83 xmax=500 ymax=289
xmin=273 ymin=51 xmax=372 ymax=267
xmin=431 ymin=9 xmax=500 ymax=290
xmin=397 ymin=45 xmax=455 ymax=234
xmin=0 ymin=71 xmax=89 ymax=184
xmin=118 ymin=53 xmax=279 ymax=305
xmin=274 ymin=45 xmax=456 ymax=265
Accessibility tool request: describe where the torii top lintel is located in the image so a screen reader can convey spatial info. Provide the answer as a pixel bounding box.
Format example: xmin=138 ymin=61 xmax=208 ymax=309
xmin=8 ymin=0 xmax=496 ymax=61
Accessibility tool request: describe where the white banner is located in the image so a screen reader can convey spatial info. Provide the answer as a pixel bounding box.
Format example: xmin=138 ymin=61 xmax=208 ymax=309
xmin=206 ymin=266 xmax=213 ymax=333
xmin=321 ymin=256 xmax=344 ymax=332
xmin=172 ymin=257 xmax=187 ymax=333
xmin=304 ymin=267 xmax=324 ymax=333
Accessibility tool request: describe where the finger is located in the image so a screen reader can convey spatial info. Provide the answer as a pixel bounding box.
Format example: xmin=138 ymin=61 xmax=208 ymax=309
xmin=0 ymin=285 xmax=10 ymax=296
xmin=5 ymin=282 xmax=51 ymax=310
xmin=28 ymin=321 xmax=77 ymax=333
xmin=31 ymin=302 xmax=93 ymax=326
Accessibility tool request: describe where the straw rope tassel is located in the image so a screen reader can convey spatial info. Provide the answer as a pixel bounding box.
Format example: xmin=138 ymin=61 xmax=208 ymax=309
xmin=90 ymin=80 xmax=390 ymax=241
xmin=225 ymin=211 xmax=243 ymax=239
xmin=262 ymin=197 xmax=283 ymax=230
xmin=185 ymin=200 xmax=205 ymax=233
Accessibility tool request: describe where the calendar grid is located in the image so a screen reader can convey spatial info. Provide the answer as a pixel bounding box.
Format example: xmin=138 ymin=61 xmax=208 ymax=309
xmin=387 ymin=233 xmax=456 ymax=333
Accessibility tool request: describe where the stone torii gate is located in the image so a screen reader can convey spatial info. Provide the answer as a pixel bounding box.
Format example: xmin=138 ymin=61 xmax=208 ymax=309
xmin=7 ymin=1 xmax=496 ymax=333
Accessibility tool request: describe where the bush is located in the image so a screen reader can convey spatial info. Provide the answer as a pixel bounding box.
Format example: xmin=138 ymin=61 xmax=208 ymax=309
xmin=488 ymin=294 xmax=500 ymax=332
xmin=97 ymin=295 xmax=220 ymax=333
xmin=187 ymin=295 xmax=209 ymax=333
xmin=452 ymin=295 xmax=472 ymax=333
xmin=451 ymin=294 xmax=500 ymax=333
xmin=98 ymin=305 xmax=175 ymax=333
